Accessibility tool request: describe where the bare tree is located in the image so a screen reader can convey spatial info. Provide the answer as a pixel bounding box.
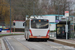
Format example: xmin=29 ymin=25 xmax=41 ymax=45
xmin=49 ymin=0 xmax=73 ymax=15
xmin=40 ymin=0 xmax=73 ymax=15
xmin=5 ymin=0 xmax=74 ymax=20
xmin=6 ymin=0 xmax=43 ymax=20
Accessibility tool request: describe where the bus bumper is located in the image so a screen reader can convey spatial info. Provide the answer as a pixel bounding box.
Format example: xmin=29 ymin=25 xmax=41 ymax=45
xmin=29 ymin=35 xmax=49 ymax=39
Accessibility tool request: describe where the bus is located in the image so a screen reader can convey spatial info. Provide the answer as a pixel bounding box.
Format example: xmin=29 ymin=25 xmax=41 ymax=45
xmin=24 ymin=18 xmax=50 ymax=41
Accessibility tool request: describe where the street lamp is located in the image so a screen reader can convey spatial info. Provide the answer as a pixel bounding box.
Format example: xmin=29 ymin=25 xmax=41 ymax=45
xmin=10 ymin=0 xmax=11 ymax=33
xmin=33 ymin=1 xmax=35 ymax=17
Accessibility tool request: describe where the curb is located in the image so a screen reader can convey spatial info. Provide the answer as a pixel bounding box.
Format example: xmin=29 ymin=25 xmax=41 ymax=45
xmin=49 ymin=39 xmax=75 ymax=48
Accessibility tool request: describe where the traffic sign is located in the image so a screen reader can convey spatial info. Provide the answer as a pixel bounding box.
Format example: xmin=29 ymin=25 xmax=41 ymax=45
xmin=65 ymin=11 xmax=69 ymax=17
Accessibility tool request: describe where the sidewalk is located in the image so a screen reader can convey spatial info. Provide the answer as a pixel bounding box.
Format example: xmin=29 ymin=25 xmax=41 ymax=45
xmin=49 ymin=37 xmax=75 ymax=48
xmin=0 ymin=38 xmax=6 ymax=50
xmin=0 ymin=40 xmax=2 ymax=50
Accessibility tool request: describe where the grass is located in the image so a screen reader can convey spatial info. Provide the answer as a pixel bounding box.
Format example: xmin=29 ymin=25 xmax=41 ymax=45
xmin=0 ymin=33 xmax=24 ymax=37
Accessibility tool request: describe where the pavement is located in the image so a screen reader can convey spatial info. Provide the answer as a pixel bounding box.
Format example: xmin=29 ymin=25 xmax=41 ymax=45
xmin=0 ymin=32 xmax=24 ymax=50
xmin=49 ymin=32 xmax=75 ymax=48
xmin=49 ymin=37 xmax=75 ymax=48
xmin=0 ymin=38 xmax=6 ymax=50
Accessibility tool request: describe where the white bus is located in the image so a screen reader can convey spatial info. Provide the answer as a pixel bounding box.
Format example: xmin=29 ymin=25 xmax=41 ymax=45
xmin=24 ymin=18 xmax=50 ymax=41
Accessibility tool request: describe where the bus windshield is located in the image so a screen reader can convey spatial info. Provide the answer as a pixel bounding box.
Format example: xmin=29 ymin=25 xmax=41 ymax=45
xmin=31 ymin=19 xmax=49 ymax=29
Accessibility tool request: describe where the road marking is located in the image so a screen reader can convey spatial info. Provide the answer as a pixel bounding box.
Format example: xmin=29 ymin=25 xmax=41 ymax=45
xmin=40 ymin=42 xmax=60 ymax=50
xmin=12 ymin=37 xmax=29 ymax=50
xmin=40 ymin=42 xmax=75 ymax=50
xmin=4 ymin=37 xmax=14 ymax=50
xmin=63 ymin=46 xmax=75 ymax=49
xmin=16 ymin=38 xmax=25 ymax=40
xmin=7 ymin=38 xmax=11 ymax=39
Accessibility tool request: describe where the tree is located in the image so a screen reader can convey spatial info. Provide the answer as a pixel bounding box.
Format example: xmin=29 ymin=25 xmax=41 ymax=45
xmin=0 ymin=0 xmax=14 ymax=25
xmin=49 ymin=0 xmax=73 ymax=15
xmin=39 ymin=0 xmax=73 ymax=15
xmin=6 ymin=0 xmax=44 ymax=20
xmin=20 ymin=0 xmax=44 ymax=19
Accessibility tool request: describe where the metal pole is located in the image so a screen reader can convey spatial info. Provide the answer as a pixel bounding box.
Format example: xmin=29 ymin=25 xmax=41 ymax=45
xmin=73 ymin=23 xmax=74 ymax=32
xmin=58 ymin=5 xmax=59 ymax=15
xmin=66 ymin=18 xmax=68 ymax=40
xmin=33 ymin=1 xmax=35 ymax=17
xmin=10 ymin=0 xmax=11 ymax=33
xmin=51 ymin=32 xmax=52 ymax=38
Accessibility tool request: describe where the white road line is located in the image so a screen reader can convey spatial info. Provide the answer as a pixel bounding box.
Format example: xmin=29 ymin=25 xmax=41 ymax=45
xmin=7 ymin=38 xmax=11 ymax=39
xmin=12 ymin=37 xmax=29 ymax=50
xmin=43 ymin=41 xmax=75 ymax=50
xmin=5 ymin=37 xmax=14 ymax=50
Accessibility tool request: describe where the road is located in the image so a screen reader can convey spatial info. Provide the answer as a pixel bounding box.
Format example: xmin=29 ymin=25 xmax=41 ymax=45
xmin=3 ymin=35 xmax=75 ymax=50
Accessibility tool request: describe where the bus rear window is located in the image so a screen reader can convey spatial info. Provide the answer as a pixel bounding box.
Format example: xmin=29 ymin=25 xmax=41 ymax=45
xmin=31 ymin=19 xmax=49 ymax=29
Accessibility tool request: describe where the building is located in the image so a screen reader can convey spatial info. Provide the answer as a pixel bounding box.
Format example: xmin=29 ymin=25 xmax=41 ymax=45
xmin=12 ymin=20 xmax=25 ymax=32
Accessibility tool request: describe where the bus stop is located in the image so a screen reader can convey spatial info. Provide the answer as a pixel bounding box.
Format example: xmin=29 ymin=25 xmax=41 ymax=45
xmin=56 ymin=21 xmax=70 ymax=39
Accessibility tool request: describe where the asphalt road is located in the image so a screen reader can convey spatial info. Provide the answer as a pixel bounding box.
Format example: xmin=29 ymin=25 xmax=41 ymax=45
xmin=3 ymin=35 xmax=75 ymax=50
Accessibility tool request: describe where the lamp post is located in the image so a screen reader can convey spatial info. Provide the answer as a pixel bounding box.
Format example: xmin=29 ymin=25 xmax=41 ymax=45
xmin=33 ymin=1 xmax=35 ymax=17
xmin=10 ymin=0 xmax=11 ymax=33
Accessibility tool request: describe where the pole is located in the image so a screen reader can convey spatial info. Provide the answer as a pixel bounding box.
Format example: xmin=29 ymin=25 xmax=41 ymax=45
xmin=73 ymin=23 xmax=74 ymax=32
xmin=10 ymin=0 xmax=11 ymax=33
xmin=66 ymin=17 xmax=68 ymax=40
xmin=66 ymin=19 xmax=67 ymax=40
xmin=33 ymin=1 xmax=35 ymax=17
xmin=14 ymin=26 xmax=15 ymax=32
xmin=58 ymin=5 xmax=59 ymax=15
